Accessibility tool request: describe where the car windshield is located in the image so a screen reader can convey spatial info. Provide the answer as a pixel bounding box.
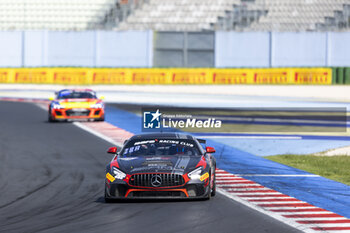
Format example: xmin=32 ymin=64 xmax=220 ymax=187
xmin=57 ymin=91 xmax=96 ymax=99
xmin=121 ymin=139 xmax=201 ymax=157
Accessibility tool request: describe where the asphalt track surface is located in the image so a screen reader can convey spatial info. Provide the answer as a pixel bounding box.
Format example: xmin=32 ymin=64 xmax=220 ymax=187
xmin=0 ymin=101 xmax=300 ymax=233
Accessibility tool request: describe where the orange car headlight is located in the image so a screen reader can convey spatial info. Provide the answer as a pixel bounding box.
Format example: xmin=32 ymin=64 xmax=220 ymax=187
xmin=90 ymin=103 xmax=104 ymax=109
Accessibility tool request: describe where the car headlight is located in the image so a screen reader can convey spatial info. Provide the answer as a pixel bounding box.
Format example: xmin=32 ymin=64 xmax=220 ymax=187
xmin=52 ymin=103 xmax=64 ymax=109
xmin=188 ymin=167 xmax=203 ymax=180
xmin=111 ymin=167 xmax=126 ymax=180
xmin=91 ymin=103 xmax=104 ymax=109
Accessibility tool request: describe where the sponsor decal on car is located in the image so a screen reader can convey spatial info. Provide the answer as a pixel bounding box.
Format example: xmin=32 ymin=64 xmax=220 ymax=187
xmin=106 ymin=173 xmax=115 ymax=182
xmin=200 ymin=172 xmax=209 ymax=181
xmin=60 ymin=102 xmax=96 ymax=108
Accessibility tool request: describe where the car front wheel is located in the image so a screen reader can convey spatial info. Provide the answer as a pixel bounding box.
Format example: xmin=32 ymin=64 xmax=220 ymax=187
xmin=104 ymin=186 xmax=113 ymax=203
xmin=48 ymin=110 xmax=56 ymax=123
xmin=211 ymin=171 xmax=216 ymax=197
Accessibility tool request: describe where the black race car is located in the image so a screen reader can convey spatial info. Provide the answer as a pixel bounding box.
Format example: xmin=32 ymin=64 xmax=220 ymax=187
xmin=104 ymin=133 xmax=216 ymax=201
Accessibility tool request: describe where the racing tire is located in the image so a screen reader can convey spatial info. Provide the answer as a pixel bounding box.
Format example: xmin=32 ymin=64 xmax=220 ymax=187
xmin=95 ymin=114 xmax=105 ymax=122
xmin=104 ymin=186 xmax=114 ymax=203
xmin=48 ymin=111 xmax=57 ymax=123
xmin=211 ymin=170 xmax=216 ymax=197
xmin=204 ymin=176 xmax=212 ymax=200
xmin=205 ymin=188 xmax=211 ymax=200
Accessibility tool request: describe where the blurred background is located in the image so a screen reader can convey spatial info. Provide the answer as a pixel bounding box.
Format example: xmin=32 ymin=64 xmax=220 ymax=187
xmin=1 ymin=2 xmax=350 ymax=233
xmin=0 ymin=0 xmax=349 ymax=73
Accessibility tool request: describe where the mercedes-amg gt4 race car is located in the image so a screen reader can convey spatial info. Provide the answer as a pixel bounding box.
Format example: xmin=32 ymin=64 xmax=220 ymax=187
xmin=104 ymin=133 xmax=216 ymax=201
xmin=48 ymin=89 xmax=105 ymax=122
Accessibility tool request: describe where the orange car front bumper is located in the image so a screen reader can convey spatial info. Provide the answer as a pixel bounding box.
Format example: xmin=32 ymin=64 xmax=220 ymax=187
xmin=52 ymin=108 xmax=104 ymax=120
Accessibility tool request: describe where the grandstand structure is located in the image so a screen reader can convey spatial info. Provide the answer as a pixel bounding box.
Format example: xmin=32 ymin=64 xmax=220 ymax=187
xmin=0 ymin=0 xmax=120 ymax=30
xmin=117 ymin=0 xmax=240 ymax=31
xmin=247 ymin=0 xmax=350 ymax=31
xmin=116 ymin=0 xmax=350 ymax=31
xmin=0 ymin=0 xmax=350 ymax=31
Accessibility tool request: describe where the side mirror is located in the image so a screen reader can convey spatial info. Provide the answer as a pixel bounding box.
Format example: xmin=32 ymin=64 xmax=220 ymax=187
xmin=107 ymin=147 xmax=118 ymax=154
xmin=49 ymin=96 xmax=55 ymax=101
xmin=99 ymin=96 xmax=105 ymax=100
xmin=206 ymin=146 xmax=216 ymax=153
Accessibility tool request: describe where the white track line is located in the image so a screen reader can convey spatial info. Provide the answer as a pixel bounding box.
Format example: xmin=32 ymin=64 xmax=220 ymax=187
xmin=234 ymin=193 xmax=282 ymax=196
xmin=265 ymin=206 xmax=324 ymax=210
xmin=308 ymin=224 xmax=350 ymax=227
xmin=276 ymin=208 xmax=330 ymax=211
xmin=73 ymin=122 xmax=122 ymax=147
xmin=237 ymin=193 xmax=287 ymax=197
xmin=216 ymin=176 xmax=241 ymax=178
xmin=202 ymin=136 xmax=303 ymax=139
xmin=216 ymin=177 xmax=242 ymax=179
xmin=236 ymin=174 xmax=321 ymax=177
xmin=217 ymin=183 xmax=261 ymax=187
xmin=319 ymin=231 xmax=350 ymax=233
xmin=282 ymin=212 xmax=335 ymax=215
xmin=216 ymin=179 xmax=253 ymax=181
xmin=198 ymin=116 xmax=345 ymax=125
xmin=285 ymin=218 xmax=347 ymax=221
xmin=242 ymin=196 xmax=298 ymax=200
xmin=255 ymin=201 xmax=306 ymax=204
xmin=35 ymin=102 xmax=47 ymax=110
xmin=222 ymin=188 xmax=273 ymax=192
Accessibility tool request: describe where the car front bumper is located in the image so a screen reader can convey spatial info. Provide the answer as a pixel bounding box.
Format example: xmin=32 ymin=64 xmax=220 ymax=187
xmin=105 ymin=176 xmax=211 ymax=199
xmin=51 ymin=108 xmax=104 ymax=120
xmin=105 ymin=180 xmax=211 ymax=199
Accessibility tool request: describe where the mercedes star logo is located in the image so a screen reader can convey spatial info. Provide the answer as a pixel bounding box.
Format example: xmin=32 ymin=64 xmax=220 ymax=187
xmin=151 ymin=174 xmax=162 ymax=187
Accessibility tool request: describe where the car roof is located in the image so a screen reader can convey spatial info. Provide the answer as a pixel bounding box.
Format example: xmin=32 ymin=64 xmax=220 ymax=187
xmin=129 ymin=133 xmax=196 ymax=141
xmin=58 ymin=89 xmax=95 ymax=93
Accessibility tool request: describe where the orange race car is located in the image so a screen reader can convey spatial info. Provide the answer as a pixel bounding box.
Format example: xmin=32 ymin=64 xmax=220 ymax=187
xmin=48 ymin=89 xmax=105 ymax=122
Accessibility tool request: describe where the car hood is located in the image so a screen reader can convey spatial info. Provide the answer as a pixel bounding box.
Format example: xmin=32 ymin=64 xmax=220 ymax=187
xmin=58 ymin=99 xmax=98 ymax=108
xmin=117 ymin=155 xmax=202 ymax=175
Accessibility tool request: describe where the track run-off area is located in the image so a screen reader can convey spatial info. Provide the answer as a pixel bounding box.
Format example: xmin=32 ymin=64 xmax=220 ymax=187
xmin=1 ymin=84 xmax=350 ymax=233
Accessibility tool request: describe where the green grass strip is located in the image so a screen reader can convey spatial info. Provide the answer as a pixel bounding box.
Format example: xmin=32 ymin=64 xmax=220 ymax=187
xmin=265 ymin=155 xmax=350 ymax=185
